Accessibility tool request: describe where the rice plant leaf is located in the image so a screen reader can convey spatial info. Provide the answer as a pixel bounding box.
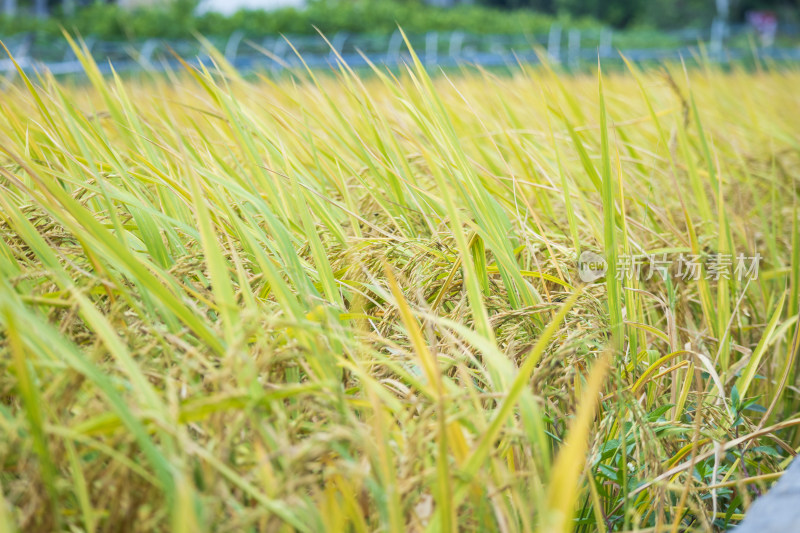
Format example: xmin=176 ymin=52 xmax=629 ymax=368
xmin=544 ymin=352 xmax=610 ymax=533
xmin=736 ymin=292 xmax=786 ymax=399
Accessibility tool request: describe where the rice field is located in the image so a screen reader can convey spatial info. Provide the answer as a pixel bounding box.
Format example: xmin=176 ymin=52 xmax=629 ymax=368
xmin=1 ymin=37 xmax=799 ymax=532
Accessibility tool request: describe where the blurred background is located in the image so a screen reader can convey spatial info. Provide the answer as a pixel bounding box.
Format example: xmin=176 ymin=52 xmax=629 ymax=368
xmin=1 ymin=0 xmax=799 ymax=73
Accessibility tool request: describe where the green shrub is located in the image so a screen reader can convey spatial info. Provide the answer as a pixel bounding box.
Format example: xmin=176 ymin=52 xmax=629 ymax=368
xmin=0 ymin=0 xmax=567 ymax=40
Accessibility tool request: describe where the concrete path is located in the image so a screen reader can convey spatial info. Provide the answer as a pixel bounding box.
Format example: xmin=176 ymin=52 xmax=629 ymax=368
xmin=733 ymin=458 xmax=800 ymax=532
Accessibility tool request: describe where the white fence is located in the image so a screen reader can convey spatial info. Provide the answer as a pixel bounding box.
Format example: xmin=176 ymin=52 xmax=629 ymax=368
xmin=1 ymin=23 xmax=799 ymax=77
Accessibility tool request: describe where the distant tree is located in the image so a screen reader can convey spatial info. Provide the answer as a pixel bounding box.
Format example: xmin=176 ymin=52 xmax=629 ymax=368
xmin=553 ymin=0 xmax=643 ymax=26
xmin=636 ymin=0 xmax=717 ymax=28
xmin=486 ymin=0 xmax=555 ymax=12
xmin=478 ymin=0 xmax=800 ymax=27
xmin=477 ymin=0 xmax=644 ymax=26
xmin=736 ymin=0 xmax=799 ymax=15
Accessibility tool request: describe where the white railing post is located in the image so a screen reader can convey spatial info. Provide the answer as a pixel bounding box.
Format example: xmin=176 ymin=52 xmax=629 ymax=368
xmin=489 ymin=37 xmax=505 ymax=56
xmin=62 ymin=0 xmax=76 ymax=16
xmin=71 ymin=36 xmax=95 ymax=60
xmin=1 ymin=33 xmax=31 ymax=79
xmin=599 ymin=28 xmax=612 ymax=57
xmin=387 ymin=29 xmax=403 ymax=65
xmin=710 ymin=18 xmax=726 ymax=59
xmin=3 ymin=0 xmax=17 ymax=17
xmin=271 ymin=38 xmax=289 ymax=75
xmin=568 ymin=29 xmax=580 ymax=68
xmin=547 ymin=24 xmax=561 ymax=63
xmin=425 ymin=31 xmax=438 ymax=67
xmin=449 ymin=31 xmax=464 ymax=59
xmin=34 ymin=0 xmax=46 ymax=18
xmin=139 ymin=39 xmax=159 ymax=70
xmin=224 ymin=30 xmax=245 ymax=63
xmin=329 ymin=32 xmax=348 ymax=62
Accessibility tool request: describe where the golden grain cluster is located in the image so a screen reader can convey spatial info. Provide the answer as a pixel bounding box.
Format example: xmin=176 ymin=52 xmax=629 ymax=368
xmin=0 ymin=39 xmax=798 ymax=531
